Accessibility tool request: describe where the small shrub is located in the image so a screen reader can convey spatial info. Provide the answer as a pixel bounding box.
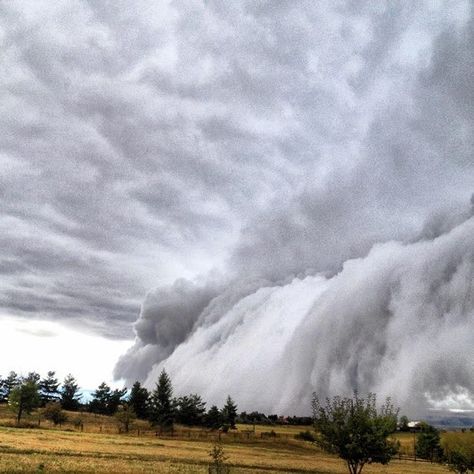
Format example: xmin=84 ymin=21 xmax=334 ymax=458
xmin=295 ymin=430 xmax=315 ymax=442
xmin=416 ymin=423 xmax=443 ymax=462
xmin=261 ymin=430 xmax=278 ymax=438
xmin=43 ymin=402 xmax=68 ymax=426
xmin=73 ymin=417 xmax=84 ymax=431
xmin=209 ymin=443 xmax=229 ymax=474
xmin=442 ymin=432 xmax=474 ymax=474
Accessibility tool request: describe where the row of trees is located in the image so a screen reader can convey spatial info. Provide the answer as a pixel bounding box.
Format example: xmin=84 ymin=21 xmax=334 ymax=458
xmin=0 ymin=371 xmax=81 ymax=409
xmin=0 ymin=369 xmax=308 ymax=430
xmin=0 ymin=371 xmax=81 ymax=424
xmin=126 ymin=370 xmax=238 ymax=432
xmin=0 ymin=369 xmax=238 ymax=432
xmin=2 ymin=371 xmax=472 ymax=474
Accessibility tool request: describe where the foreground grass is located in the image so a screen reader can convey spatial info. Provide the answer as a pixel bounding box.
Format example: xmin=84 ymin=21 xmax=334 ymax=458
xmin=0 ymin=424 xmax=452 ymax=473
xmin=0 ymin=405 xmax=456 ymax=473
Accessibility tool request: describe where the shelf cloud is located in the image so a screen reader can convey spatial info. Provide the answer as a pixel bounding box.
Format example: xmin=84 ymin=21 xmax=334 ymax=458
xmin=0 ymin=1 xmax=472 ymax=412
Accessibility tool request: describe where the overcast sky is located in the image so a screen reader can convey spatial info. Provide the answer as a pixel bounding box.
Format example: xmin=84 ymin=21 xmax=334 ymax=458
xmin=0 ymin=1 xmax=473 ymax=403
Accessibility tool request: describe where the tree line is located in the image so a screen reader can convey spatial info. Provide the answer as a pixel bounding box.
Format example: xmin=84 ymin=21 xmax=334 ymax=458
xmin=1 ymin=371 xmax=472 ymax=474
xmin=0 ymin=369 xmax=239 ymax=432
xmin=0 ymin=369 xmax=310 ymax=430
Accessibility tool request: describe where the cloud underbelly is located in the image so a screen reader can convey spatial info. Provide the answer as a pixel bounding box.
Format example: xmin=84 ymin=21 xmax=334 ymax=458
xmin=117 ymin=217 xmax=474 ymax=415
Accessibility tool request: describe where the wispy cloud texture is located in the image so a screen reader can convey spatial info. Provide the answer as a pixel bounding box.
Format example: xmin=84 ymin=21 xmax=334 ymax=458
xmin=0 ymin=1 xmax=473 ymax=411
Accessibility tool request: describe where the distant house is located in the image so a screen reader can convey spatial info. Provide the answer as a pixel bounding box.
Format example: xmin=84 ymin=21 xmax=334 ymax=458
xmin=407 ymin=421 xmax=423 ymax=431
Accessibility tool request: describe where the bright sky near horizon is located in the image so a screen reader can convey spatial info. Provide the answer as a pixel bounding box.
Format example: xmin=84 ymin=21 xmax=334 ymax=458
xmin=0 ymin=314 xmax=130 ymax=390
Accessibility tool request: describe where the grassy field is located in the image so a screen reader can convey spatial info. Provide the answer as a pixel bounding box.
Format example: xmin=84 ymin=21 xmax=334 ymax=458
xmin=0 ymin=405 xmax=456 ymax=473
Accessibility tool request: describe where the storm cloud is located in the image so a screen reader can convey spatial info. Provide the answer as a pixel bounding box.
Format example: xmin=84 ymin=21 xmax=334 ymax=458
xmin=130 ymin=216 xmax=474 ymax=416
xmin=1 ymin=1 xmax=473 ymax=411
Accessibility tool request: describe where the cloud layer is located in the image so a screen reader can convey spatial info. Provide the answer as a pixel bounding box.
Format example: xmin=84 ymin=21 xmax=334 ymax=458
xmin=1 ymin=1 xmax=473 ymax=411
xmin=124 ymin=216 xmax=474 ymax=415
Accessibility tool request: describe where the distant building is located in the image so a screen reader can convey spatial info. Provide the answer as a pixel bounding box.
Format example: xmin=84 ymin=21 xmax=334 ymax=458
xmin=407 ymin=421 xmax=422 ymax=431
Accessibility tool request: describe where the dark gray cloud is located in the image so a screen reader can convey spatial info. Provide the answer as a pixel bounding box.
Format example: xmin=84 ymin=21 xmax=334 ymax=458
xmin=131 ymin=217 xmax=473 ymax=415
xmin=1 ymin=0 xmax=473 ymax=411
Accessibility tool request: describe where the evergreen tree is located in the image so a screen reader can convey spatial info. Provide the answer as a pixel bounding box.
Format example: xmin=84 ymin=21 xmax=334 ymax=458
xmin=221 ymin=395 xmax=238 ymax=429
xmin=25 ymin=371 xmax=41 ymax=384
xmin=129 ymin=381 xmax=150 ymax=419
xmin=60 ymin=374 xmax=82 ymax=411
xmin=2 ymin=371 xmax=20 ymax=401
xmin=205 ymin=405 xmax=222 ymax=430
xmin=150 ymin=369 xmax=174 ymax=432
xmin=175 ymin=393 xmax=206 ymax=426
xmin=89 ymin=382 xmax=111 ymax=414
xmin=0 ymin=375 xmax=5 ymax=403
xmin=88 ymin=382 xmax=126 ymax=415
xmin=40 ymin=371 xmax=60 ymax=405
xmin=108 ymin=387 xmax=128 ymax=415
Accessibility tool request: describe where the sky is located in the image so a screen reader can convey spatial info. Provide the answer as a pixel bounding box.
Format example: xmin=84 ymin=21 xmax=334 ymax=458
xmin=0 ymin=0 xmax=473 ymax=413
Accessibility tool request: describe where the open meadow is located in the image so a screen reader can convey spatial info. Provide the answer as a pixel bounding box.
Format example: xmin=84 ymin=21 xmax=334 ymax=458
xmin=0 ymin=405 xmax=457 ymax=473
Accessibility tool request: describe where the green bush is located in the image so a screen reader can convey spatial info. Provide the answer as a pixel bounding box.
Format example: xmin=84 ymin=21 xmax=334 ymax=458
xmin=295 ymin=430 xmax=316 ymax=442
xmin=442 ymin=432 xmax=474 ymax=474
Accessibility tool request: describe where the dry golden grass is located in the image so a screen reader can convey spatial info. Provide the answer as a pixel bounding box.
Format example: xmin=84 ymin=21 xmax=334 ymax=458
xmin=0 ymin=405 xmax=455 ymax=473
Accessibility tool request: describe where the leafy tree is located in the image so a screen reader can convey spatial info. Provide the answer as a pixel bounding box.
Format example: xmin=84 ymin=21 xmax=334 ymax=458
xmin=40 ymin=371 xmax=60 ymax=405
xmin=442 ymin=433 xmax=474 ymax=474
xmin=416 ymin=422 xmax=443 ymax=462
xmin=1 ymin=371 xmax=20 ymax=402
xmin=149 ymin=369 xmax=174 ymax=432
xmin=205 ymin=405 xmax=222 ymax=430
xmin=399 ymin=415 xmax=409 ymax=431
xmin=128 ymin=381 xmax=150 ymax=419
xmin=60 ymin=374 xmax=82 ymax=411
xmin=175 ymin=393 xmax=206 ymax=426
xmin=43 ymin=402 xmax=68 ymax=426
xmin=9 ymin=380 xmax=40 ymax=424
xmin=312 ymin=392 xmax=399 ymax=474
xmin=221 ymin=396 xmax=238 ymax=429
xmin=446 ymin=449 xmax=474 ymax=474
xmin=114 ymin=403 xmax=136 ymax=433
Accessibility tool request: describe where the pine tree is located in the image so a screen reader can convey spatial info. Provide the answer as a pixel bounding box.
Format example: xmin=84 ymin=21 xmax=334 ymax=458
xmin=221 ymin=396 xmax=238 ymax=429
xmin=89 ymin=382 xmax=111 ymax=414
xmin=0 ymin=375 xmax=4 ymax=403
xmin=175 ymin=394 xmax=206 ymax=426
xmin=129 ymin=381 xmax=150 ymax=419
xmin=89 ymin=382 xmax=126 ymax=415
xmin=108 ymin=387 xmax=127 ymax=415
xmin=2 ymin=371 xmax=20 ymax=402
xmin=205 ymin=405 xmax=222 ymax=430
xmin=150 ymin=369 xmax=174 ymax=432
xmin=40 ymin=371 xmax=60 ymax=405
xmin=60 ymin=374 xmax=82 ymax=411
xmin=25 ymin=372 xmax=40 ymax=384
